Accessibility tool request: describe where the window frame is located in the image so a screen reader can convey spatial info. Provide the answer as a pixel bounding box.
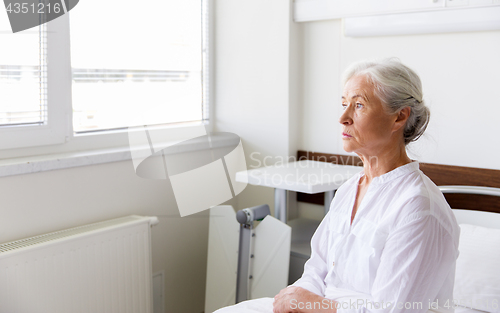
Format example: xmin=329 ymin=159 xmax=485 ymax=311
xmin=0 ymin=0 xmax=213 ymax=160
xmin=0 ymin=15 xmax=70 ymax=150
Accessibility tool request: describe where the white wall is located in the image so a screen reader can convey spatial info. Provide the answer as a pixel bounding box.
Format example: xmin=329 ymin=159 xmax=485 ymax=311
xmin=214 ymin=0 xmax=301 ymax=218
xmin=339 ymin=30 xmax=500 ymax=169
xmin=299 ymin=20 xmax=500 ymax=218
xmin=0 ymin=156 xmax=213 ymax=313
xmin=300 ymin=22 xmax=500 ymax=169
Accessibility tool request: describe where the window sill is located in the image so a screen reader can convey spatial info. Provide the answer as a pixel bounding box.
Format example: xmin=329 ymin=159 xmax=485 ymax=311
xmin=0 ymin=133 xmax=238 ymax=178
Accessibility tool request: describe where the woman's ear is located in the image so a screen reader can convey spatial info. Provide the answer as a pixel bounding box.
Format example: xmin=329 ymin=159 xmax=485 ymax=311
xmin=393 ymin=107 xmax=411 ymax=132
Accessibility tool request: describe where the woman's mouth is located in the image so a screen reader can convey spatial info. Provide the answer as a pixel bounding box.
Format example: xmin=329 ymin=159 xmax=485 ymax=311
xmin=342 ymin=132 xmax=352 ymax=138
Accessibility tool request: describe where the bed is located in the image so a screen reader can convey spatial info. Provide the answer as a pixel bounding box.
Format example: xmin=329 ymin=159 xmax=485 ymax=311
xmin=440 ymin=186 xmax=500 ymax=313
xmin=296 ymin=151 xmax=500 ymax=313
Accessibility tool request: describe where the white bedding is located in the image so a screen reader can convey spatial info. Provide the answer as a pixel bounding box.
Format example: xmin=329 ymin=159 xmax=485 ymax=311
xmin=453 ymin=224 xmax=500 ymax=313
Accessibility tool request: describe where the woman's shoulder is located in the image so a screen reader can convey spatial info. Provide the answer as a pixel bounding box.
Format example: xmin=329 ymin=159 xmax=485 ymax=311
xmin=387 ymin=165 xmax=445 ymax=207
xmin=388 ymin=169 xmax=459 ymax=238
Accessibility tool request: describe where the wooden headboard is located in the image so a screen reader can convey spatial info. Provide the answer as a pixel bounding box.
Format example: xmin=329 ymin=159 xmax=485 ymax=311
xmin=297 ymin=150 xmax=500 ymax=214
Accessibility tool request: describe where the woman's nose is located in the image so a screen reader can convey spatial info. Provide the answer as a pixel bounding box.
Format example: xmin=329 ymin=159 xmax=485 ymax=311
xmin=339 ymin=105 xmax=353 ymax=125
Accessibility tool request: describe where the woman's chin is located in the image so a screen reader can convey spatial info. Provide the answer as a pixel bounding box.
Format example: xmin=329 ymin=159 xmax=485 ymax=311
xmin=342 ymin=142 xmax=354 ymax=153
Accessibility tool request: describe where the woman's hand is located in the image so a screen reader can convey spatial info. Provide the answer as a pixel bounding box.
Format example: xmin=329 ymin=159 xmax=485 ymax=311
xmin=272 ymin=286 xmax=337 ymax=313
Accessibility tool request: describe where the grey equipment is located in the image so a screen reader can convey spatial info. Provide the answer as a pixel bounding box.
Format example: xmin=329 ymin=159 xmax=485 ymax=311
xmin=235 ymin=204 xmax=270 ymax=303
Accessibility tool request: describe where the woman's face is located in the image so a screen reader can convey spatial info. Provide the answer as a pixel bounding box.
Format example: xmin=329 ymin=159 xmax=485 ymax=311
xmin=339 ymin=75 xmax=398 ymax=156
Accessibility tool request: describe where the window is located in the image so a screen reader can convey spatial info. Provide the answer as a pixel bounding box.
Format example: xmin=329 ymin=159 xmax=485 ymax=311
xmin=70 ymin=0 xmax=208 ymax=133
xmin=0 ymin=0 xmax=211 ymax=153
xmin=0 ymin=9 xmax=68 ymax=150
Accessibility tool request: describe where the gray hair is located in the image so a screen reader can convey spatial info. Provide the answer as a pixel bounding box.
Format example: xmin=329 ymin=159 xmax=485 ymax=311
xmin=342 ymin=58 xmax=430 ymax=145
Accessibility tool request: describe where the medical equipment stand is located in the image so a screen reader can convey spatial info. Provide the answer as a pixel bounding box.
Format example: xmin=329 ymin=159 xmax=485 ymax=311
xmin=235 ymin=204 xmax=270 ymax=303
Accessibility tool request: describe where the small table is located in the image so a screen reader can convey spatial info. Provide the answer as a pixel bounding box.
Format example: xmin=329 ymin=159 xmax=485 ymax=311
xmin=235 ymin=160 xmax=363 ymax=223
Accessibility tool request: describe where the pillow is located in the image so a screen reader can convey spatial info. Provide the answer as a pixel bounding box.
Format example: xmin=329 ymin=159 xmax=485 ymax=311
xmin=454 ymin=224 xmax=500 ymax=313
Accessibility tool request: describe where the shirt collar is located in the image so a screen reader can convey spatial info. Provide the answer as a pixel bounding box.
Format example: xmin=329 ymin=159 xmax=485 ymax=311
xmin=358 ymin=161 xmax=420 ymax=185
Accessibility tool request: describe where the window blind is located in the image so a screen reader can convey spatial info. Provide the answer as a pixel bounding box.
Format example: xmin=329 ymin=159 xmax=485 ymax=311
xmin=0 ymin=22 xmax=47 ymax=127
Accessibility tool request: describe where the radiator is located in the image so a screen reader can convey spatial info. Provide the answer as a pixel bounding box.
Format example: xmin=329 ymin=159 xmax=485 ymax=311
xmin=0 ymin=215 xmax=158 ymax=313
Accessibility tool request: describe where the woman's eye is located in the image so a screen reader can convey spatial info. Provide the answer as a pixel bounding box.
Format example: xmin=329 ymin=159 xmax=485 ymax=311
xmin=341 ymin=103 xmax=347 ymax=110
xmin=356 ymin=103 xmax=363 ymax=109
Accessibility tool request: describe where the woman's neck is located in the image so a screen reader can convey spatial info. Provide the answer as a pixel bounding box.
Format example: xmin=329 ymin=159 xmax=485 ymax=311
xmin=357 ymin=145 xmax=411 ymax=184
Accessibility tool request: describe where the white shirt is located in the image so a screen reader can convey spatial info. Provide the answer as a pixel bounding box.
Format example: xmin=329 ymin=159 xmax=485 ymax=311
xmin=292 ymin=162 xmax=460 ymax=313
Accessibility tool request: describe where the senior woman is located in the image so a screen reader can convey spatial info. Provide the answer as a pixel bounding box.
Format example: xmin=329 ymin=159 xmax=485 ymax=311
xmin=215 ymin=58 xmax=460 ymax=313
